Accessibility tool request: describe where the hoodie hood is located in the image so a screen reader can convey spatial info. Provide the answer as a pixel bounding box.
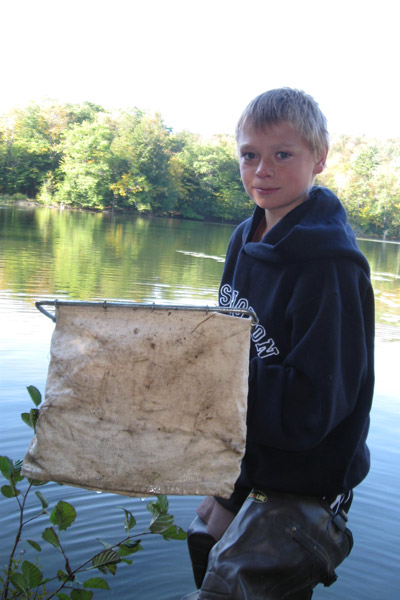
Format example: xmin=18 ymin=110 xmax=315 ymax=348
xmin=243 ymin=187 xmax=370 ymax=274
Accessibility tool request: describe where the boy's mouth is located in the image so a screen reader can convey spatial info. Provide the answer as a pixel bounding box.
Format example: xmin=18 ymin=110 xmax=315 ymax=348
xmin=254 ymin=187 xmax=280 ymax=195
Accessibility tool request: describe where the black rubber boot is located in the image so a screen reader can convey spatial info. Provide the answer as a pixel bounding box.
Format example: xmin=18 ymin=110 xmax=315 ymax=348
xmin=198 ymin=490 xmax=353 ymax=600
xmin=186 ymin=515 xmax=217 ymax=589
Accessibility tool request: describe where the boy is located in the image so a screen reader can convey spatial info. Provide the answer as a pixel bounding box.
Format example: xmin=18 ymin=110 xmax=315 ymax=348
xmin=184 ymin=88 xmax=375 ymax=599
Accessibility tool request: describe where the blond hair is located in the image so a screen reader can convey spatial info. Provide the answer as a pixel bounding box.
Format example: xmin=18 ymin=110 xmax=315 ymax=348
xmin=236 ymin=88 xmax=329 ymax=156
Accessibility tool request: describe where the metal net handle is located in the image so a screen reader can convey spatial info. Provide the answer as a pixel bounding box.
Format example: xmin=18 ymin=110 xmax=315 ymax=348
xmin=35 ymin=300 xmax=259 ymax=326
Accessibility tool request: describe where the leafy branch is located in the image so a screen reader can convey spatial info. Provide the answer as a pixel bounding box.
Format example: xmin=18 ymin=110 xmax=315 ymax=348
xmin=0 ymin=386 xmax=186 ymax=599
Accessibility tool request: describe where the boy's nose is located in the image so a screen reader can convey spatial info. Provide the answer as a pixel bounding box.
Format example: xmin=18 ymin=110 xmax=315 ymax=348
xmin=255 ymin=160 xmax=274 ymax=178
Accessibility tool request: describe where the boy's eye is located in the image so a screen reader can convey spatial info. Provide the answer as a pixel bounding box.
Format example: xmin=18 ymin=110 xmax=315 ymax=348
xmin=276 ymin=151 xmax=291 ymax=160
xmin=241 ymin=152 xmax=256 ymax=160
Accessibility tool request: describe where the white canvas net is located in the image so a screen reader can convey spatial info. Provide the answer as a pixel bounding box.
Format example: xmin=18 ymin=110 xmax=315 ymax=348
xmin=22 ymin=304 xmax=252 ymax=498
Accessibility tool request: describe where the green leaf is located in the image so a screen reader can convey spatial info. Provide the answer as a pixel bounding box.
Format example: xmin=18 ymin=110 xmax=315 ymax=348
xmin=57 ymin=569 xmax=70 ymax=582
xmin=147 ymin=494 xmax=169 ymax=517
xmin=27 ymin=539 xmax=42 ymax=551
xmin=13 ymin=459 xmax=24 ymax=475
xmin=21 ymin=412 xmax=32 ymax=428
xmin=70 ymin=590 xmax=93 ymax=600
xmin=117 ymin=544 xmax=132 ymax=557
xmin=55 ymin=594 xmax=70 ymax=600
xmin=1 ymin=484 xmax=20 ymax=498
xmin=21 ymin=408 xmax=40 ymax=431
xmin=22 ymin=560 xmax=42 ymax=588
xmin=27 ymin=385 xmax=42 ymax=407
xmin=35 ymin=490 xmax=49 ymax=510
xmin=83 ymin=577 xmax=110 ymax=590
xmin=95 ymin=560 xmax=118 ymax=575
xmin=156 ymin=494 xmax=169 ymax=513
xmin=2 ymin=457 xmax=24 ymax=485
xmin=123 ymin=540 xmax=142 ymax=553
xmin=162 ymin=525 xmax=187 ymax=541
xmin=121 ymin=558 xmax=133 ymax=565
xmin=91 ymin=549 xmax=121 ymax=569
xmin=30 ymin=408 xmax=40 ymax=431
xmin=50 ymin=500 xmax=77 ymax=530
xmin=117 ymin=540 xmax=142 ymax=557
xmin=30 ymin=478 xmax=48 ymax=486
xmin=0 ymin=455 xmax=12 ymax=481
xmin=149 ymin=513 xmax=174 ymax=534
xmin=42 ymin=526 xmax=60 ymax=548
xmin=119 ymin=507 xmax=136 ymax=531
xmin=10 ymin=572 xmax=27 ymax=593
xmin=146 ymin=500 xmax=160 ymax=516
xmin=105 ymin=563 xmax=118 ymax=575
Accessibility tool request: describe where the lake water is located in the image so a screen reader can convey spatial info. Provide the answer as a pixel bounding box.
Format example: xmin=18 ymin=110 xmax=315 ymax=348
xmin=0 ymin=204 xmax=399 ymax=599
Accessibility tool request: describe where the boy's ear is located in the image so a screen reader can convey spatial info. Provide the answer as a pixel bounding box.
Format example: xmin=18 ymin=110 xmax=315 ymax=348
xmin=313 ymin=146 xmax=329 ymax=175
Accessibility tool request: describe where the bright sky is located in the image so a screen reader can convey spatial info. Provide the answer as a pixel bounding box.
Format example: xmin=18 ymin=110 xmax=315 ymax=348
xmin=1 ymin=0 xmax=399 ymax=139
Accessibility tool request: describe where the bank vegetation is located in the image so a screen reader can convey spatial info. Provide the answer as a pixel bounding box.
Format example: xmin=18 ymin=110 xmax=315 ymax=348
xmin=1 ymin=101 xmax=399 ymax=239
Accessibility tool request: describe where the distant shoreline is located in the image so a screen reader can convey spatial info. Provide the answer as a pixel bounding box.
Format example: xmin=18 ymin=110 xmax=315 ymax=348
xmin=1 ymin=196 xmax=399 ymax=243
xmin=0 ymin=196 xmax=243 ymax=226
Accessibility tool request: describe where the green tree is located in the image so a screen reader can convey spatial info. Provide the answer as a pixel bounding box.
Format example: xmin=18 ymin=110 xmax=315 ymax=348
xmin=64 ymin=101 xmax=105 ymax=126
xmin=175 ymin=134 xmax=252 ymax=221
xmin=110 ymin=110 xmax=175 ymax=213
xmin=0 ymin=104 xmax=58 ymax=197
xmin=370 ymin=161 xmax=400 ymax=238
xmin=319 ymin=135 xmax=400 ymax=238
xmin=0 ymin=126 xmax=7 ymax=194
xmin=55 ymin=117 xmax=114 ymax=209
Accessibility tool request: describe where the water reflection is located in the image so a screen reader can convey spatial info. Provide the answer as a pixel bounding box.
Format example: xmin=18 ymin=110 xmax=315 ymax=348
xmin=0 ymin=205 xmax=232 ymax=304
xmin=359 ymin=238 xmax=400 ymax=340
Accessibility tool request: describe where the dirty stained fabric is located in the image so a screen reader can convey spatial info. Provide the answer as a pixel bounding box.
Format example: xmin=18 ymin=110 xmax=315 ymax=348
xmin=22 ymin=305 xmax=251 ymax=498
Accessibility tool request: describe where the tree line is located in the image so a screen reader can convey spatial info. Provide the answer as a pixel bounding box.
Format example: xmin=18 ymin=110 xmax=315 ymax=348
xmin=0 ymin=101 xmax=399 ymax=238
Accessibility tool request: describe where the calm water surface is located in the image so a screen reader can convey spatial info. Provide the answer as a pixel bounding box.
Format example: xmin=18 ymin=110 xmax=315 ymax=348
xmin=0 ymin=204 xmax=399 ymax=599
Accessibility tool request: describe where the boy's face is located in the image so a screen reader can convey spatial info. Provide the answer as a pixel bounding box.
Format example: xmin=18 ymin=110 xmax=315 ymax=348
xmin=237 ymin=121 xmax=327 ymax=230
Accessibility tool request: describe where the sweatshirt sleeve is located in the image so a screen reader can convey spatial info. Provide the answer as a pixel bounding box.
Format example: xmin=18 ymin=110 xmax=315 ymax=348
xmin=246 ymin=261 xmax=373 ymax=452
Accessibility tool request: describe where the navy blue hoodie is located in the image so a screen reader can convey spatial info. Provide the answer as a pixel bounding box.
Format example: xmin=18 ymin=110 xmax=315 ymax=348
xmin=219 ymin=186 xmax=375 ymax=501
